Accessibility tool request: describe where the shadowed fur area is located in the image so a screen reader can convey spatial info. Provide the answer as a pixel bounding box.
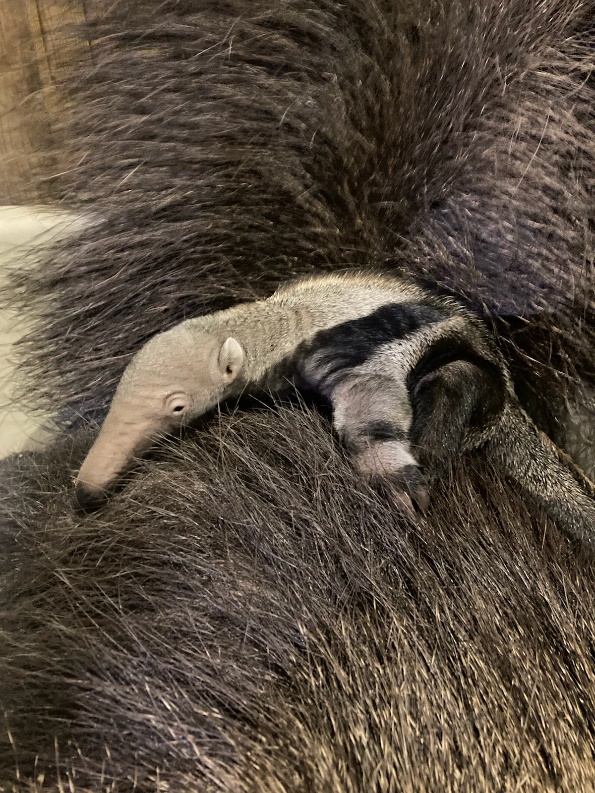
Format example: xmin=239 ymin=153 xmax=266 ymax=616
xmin=2 ymin=0 xmax=595 ymax=790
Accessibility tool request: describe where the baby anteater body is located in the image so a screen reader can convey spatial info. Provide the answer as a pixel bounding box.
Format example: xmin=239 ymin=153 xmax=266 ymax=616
xmin=75 ymin=272 xmax=595 ymax=546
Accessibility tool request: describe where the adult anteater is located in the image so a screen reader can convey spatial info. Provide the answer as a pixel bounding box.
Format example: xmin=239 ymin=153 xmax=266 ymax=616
xmin=1 ymin=1 xmax=594 ymax=790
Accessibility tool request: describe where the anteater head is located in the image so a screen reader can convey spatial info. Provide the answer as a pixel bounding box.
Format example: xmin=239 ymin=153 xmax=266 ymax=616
xmin=74 ymin=324 xmax=244 ymax=512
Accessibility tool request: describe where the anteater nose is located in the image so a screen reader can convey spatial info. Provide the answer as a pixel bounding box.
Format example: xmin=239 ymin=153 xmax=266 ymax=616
xmin=74 ymin=482 xmax=109 ymax=513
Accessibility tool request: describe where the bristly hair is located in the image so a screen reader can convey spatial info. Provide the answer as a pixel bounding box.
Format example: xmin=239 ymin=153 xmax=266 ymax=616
xmin=4 ymin=0 xmax=594 ymax=466
xmin=1 ymin=0 xmax=595 ymax=790
xmin=1 ymin=408 xmax=595 ymax=791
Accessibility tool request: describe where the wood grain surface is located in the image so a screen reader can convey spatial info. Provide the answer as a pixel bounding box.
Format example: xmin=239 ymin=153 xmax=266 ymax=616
xmin=0 ymin=1 xmax=87 ymax=203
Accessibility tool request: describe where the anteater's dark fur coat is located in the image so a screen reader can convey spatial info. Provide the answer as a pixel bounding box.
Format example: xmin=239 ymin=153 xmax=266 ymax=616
xmin=2 ymin=0 xmax=595 ymax=790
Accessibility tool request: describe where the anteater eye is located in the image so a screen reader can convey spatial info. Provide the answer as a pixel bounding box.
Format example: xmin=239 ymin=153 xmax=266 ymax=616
xmin=165 ymin=394 xmax=189 ymax=415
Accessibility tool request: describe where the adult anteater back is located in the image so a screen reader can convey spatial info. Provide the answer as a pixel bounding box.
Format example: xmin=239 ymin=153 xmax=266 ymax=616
xmin=1 ymin=1 xmax=594 ymax=790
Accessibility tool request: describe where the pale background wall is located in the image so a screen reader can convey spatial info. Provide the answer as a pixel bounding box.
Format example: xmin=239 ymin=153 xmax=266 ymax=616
xmin=1 ymin=2 xmax=85 ymax=457
xmin=0 ymin=207 xmax=82 ymax=457
xmin=0 ymin=0 xmax=85 ymax=204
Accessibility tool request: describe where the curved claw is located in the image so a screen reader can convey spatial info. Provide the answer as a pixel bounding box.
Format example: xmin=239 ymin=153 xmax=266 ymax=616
xmin=352 ymin=443 xmax=431 ymax=514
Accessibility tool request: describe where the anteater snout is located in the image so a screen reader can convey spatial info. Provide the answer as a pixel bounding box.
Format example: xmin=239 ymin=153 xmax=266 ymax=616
xmin=74 ymin=481 xmax=110 ymax=513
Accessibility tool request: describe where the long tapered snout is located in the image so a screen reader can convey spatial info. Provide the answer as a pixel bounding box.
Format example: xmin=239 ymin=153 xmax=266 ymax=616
xmin=74 ymin=409 xmax=160 ymax=512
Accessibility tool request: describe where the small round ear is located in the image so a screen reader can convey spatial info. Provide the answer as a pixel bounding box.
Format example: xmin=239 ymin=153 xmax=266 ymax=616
xmin=218 ymin=337 xmax=244 ymax=384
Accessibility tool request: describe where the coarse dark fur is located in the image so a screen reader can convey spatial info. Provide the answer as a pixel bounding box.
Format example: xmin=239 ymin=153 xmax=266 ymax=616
xmin=2 ymin=413 xmax=595 ymax=792
xmin=1 ymin=0 xmax=595 ymax=790
xmin=8 ymin=0 xmax=595 ymax=448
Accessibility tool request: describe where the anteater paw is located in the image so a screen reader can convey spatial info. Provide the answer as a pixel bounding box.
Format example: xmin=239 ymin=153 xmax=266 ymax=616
xmin=351 ymin=442 xmax=429 ymax=513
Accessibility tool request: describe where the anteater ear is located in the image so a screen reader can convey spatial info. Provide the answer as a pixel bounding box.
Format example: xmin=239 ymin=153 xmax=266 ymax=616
xmin=217 ymin=337 xmax=244 ymax=383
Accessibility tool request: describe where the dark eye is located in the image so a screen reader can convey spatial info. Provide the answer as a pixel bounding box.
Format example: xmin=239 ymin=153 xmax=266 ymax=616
xmin=166 ymin=394 xmax=189 ymax=415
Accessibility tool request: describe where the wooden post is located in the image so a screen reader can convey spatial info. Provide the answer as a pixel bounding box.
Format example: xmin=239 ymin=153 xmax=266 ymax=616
xmin=0 ymin=0 xmax=87 ymax=204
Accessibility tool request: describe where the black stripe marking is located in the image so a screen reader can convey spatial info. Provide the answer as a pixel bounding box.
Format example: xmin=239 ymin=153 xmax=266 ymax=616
xmin=296 ymin=301 xmax=450 ymax=389
xmin=363 ymin=420 xmax=408 ymax=444
xmin=339 ymin=420 xmax=408 ymax=454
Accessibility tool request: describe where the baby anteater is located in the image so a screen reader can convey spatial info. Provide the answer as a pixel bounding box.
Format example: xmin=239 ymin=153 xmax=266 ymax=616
xmin=75 ymin=272 xmax=595 ymax=545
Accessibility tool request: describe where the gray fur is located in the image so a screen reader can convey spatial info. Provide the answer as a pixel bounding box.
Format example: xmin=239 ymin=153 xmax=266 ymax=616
xmin=3 ymin=417 xmax=595 ymax=792
xmin=2 ymin=0 xmax=595 ymax=789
